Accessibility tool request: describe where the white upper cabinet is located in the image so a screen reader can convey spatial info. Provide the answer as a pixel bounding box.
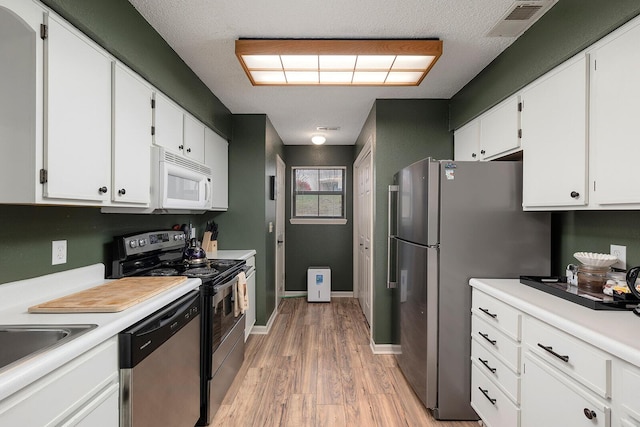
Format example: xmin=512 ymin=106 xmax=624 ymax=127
xmin=204 ymin=127 xmax=228 ymax=210
xmin=44 ymin=14 xmax=112 ymax=202
xmin=112 ymin=62 xmax=152 ymax=205
xmin=478 ymin=94 xmax=521 ymax=160
xmin=589 ymin=20 xmax=640 ymax=207
xmin=153 ymin=92 xmax=184 ymax=155
xmin=454 ymin=119 xmax=480 ymax=161
xmin=183 ymin=114 xmax=205 ymax=163
xmin=521 ymin=54 xmax=588 ymax=209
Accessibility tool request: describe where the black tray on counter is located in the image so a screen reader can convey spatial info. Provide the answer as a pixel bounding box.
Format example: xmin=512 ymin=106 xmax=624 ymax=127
xmin=519 ymin=276 xmax=640 ymax=311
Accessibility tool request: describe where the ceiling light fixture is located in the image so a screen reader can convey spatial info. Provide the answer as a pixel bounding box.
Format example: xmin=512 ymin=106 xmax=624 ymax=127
xmin=311 ymin=135 xmax=326 ymax=145
xmin=235 ymin=39 xmax=443 ymax=86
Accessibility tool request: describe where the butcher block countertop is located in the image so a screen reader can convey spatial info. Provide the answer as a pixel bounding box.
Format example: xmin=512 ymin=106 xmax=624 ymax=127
xmin=0 ymin=264 xmax=201 ymax=401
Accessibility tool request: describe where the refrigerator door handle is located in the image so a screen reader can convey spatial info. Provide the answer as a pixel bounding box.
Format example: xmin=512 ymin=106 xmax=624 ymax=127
xmin=387 ymin=185 xmax=399 ymax=288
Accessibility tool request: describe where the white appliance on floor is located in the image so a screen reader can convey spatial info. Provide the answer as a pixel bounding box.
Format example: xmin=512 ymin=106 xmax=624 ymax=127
xmin=307 ymin=267 xmax=331 ymax=302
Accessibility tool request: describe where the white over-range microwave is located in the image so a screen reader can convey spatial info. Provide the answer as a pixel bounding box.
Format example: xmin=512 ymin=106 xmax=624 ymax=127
xmin=103 ymin=146 xmax=212 ymax=214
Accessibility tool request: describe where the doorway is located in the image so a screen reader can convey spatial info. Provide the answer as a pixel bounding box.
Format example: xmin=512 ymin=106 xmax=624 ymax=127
xmin=354 ymin=141 xmax=373 ymax=327
xmin=275 ymin=155 xmax=286 ymax=306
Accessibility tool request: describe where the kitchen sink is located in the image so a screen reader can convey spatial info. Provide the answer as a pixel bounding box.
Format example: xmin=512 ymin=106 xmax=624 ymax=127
xmin=0 ymin=324 xmax=97 ymax=374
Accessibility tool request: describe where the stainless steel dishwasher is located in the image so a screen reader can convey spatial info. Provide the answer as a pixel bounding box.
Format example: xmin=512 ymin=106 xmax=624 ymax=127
xmin=119 ymin=290 xmax=201 ymax=427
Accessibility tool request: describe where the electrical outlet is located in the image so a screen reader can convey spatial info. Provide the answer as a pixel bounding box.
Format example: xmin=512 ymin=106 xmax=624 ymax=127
xmin=610 ymin=244 xmax=626 ymax=269
xmin=52 ymin=240 xmax=67 ymax=265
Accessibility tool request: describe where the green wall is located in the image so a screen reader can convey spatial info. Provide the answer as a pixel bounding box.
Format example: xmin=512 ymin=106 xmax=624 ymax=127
xmin=283 ymin=145 xmax=355 ymax=292
xmin=0 ymin=205 xmax=199 ymax=284
xmin=0 ymin=0 xmax=232 ymax=285
xmin=357 ymin=99 xmax=452 ymax=344
xmin=451 ymin=0 xmax=640 ymax=274
xmin=40 ymin=0 xmax=231 ymax=137
xmin=450 ymin=0 xmax=640 ymax=129
xmin=206 ymin=115 xmax=284 ymax=325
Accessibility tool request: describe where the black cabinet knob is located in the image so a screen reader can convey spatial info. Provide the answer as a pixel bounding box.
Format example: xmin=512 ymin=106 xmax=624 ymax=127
xmin=118 ymin=188 xmax=126 ymax=196
xmin=570 ymin=191 xmax=580 ymax=199
xmin=187 ymin=148 xmax=191 ymax=153
xmin=178 ymin=145 xmax=184 ymax=150
xmin=98 ymin=186 xmax=108 ymax=194
xmin=480 ymin=149 xmax=486 ymax=155
xmin=583 ymin=408 xmax=596 ymax=420
xmin=472 ymin=153 xmax=477 ymax=158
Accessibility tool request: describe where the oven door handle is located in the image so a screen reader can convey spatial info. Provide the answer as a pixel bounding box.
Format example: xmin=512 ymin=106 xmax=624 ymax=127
xmin=213 ymin=276 xmax=239 ymax=305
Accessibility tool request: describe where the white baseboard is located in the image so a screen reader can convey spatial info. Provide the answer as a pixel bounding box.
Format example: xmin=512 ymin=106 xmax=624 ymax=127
xmin=283 ymin=291 xmax=354 ymax=298
xmin=370 ymin=341 xmax=401 ymax=355
xmin=250 ymin=307 xmax=278 ymax=335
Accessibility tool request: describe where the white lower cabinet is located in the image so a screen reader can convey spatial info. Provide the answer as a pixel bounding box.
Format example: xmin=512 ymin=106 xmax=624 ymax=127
xmin=245 ymin=255 xmax=256 ymax=341
xmin=0 ymin=337 xmax=119 ymax=426
xmin=616 ymin=362 xmax=640 ymax=426
xmin=471 ymin=289 xmax=523 ymax=427
xmin=522 ymin=352 xmax=611 ymax=427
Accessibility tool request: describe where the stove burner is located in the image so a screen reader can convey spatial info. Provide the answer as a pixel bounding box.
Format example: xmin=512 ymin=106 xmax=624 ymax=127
xmin=184 ymin=267 xmax=219 ymax=278
xmin=210 ymin=259 xmax=238 ymax=267
xmin=147 ymin=268 xmax=180 ymax=276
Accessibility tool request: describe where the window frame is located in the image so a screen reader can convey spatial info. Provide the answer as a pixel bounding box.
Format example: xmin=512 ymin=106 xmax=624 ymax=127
xmin=290 ymin=166 xmax=348 ymax=225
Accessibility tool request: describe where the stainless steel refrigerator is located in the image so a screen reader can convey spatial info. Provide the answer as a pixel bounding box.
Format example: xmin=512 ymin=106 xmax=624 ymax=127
xmin=390 ymin=158 xmax=550 ymax=420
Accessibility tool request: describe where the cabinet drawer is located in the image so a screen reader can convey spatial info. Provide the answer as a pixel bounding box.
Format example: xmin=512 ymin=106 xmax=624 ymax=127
xmin=620 ymin=363 xmax=640 ymax=422
xmin=472 ymin=290 xmax=522 ymax=341
xmin=0 ymin=337 xmax=118 ymax=425
xmin=472 ymin=337 xmax=520 ymax=404
xmin=522 ymin=353 xmax=610 ymax=427
xmin=524 ymin=316 xmax=611 ymax=398
xmin=472 ymin=314 xmax=521 ymax=373
xmin=472 ymin=364 xmax=520 ymax=427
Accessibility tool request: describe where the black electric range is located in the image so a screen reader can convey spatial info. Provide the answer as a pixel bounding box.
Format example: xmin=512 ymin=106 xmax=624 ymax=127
xmin=110 ymin=229 xmax=245 ymax=286
xmin=109 ymin=230 xmax=246 ymax=426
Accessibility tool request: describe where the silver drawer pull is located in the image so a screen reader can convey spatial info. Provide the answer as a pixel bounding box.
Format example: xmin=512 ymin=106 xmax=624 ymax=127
xmin=478 ymin=358 xmax=497 ymax=373
xmin=537 ymin=343 xmax=570 ymax=362
xmin=479 ymin=332 xmax=497 ymax=346
xmin=478 ymin=387 xmax=496 ymax=405
xmin=479 ymin=307 xmax=497 ymax=318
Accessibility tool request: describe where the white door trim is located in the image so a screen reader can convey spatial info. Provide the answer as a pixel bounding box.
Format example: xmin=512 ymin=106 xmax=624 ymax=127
xmin=275 ymin=155 xmax=286 ymax=308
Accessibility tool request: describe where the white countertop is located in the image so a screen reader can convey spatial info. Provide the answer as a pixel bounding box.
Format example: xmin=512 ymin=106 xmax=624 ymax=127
xmin=213 ymin=249 xmax=256 ymax=261
xmin=470 ymin=278 xmax=640 ymax=367
xmin=0 ymin=264 xmax=201 ymax=401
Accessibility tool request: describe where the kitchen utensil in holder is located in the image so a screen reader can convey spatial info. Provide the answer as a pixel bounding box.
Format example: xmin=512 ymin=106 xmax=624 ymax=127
xmin=202 ymin=231 xmax=217 ymax=258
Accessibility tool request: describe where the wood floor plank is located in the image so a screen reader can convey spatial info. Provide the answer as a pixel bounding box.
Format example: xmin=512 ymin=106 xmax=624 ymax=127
xmin=211 ymin=297 xmax=479 ymax=427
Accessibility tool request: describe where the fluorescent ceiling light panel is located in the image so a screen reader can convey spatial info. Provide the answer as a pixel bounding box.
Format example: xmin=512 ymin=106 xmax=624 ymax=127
xmin=236 ymin=39 xmax=442 ymax=86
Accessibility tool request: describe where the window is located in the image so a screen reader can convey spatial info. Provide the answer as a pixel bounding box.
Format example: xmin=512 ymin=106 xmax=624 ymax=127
xmin=292 ymin=167 xmax=347 ymax=224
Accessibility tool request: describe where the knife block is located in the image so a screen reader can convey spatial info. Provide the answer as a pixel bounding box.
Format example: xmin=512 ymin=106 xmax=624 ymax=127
xmin=203 ymin=231 xmax=218 ymax=258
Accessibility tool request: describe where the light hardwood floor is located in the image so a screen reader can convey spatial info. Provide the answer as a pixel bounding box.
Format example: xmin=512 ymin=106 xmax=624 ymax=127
xmin=212 ymin=297 xmax=479 ymax=427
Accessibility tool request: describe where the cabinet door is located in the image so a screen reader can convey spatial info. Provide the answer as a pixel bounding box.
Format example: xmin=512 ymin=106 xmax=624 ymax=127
xmin=454 ymin=119 xmax=480 ymax=161
xmin=245 ymin=268 xmax=256 ymax=342
xmin=479 ymin=94 xmax=521 ymax=160
xmin=153 ymin=92 xmax=183 ymax=154
xmin=521 ymin=353 xmax=610 ymax=427
xmin=590 ymin=21 xmax=640 ymax=206
xmin=44 ymin=14 xmax=112 ymax=202
xmin=204 ymin=127 xmax=229 ymax=210
xmin=183 ymin=114 xmax=205 ymax=163
xmin=112 ymin=63 xmax=152 ymax=205
xmin=521 ymin=55 xmax=588 ymax=208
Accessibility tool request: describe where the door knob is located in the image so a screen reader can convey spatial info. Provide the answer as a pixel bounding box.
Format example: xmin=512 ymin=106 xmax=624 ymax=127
xmin=583 ymin=408 xmax=596 ymax=420
xmin=118 ymin=188 xmax=126 ymax=196
xmin=570 ymin=191 xmax=580 ymax=199
xmin=98 ymin=186 xmax=108 ymax=194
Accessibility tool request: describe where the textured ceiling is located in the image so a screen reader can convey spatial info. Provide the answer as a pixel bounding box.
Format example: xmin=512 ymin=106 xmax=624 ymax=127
xmin=128 ymin=0 xmax=523 ymax=145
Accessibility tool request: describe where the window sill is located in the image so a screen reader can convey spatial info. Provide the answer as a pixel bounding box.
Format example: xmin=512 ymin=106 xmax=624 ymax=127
xmin=290 ymin=218 xmax=348 ymax=225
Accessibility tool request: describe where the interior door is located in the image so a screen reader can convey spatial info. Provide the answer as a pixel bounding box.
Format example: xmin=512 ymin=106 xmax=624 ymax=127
xmin=275 ymin=155 xmax=286 ymax=304
xmin=356 ymin=150 xmax=372 ymax=326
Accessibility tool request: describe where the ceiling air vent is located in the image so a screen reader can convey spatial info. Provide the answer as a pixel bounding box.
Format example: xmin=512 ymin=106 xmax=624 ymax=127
xmin=486 ymin=0 xmax=558 ymax=37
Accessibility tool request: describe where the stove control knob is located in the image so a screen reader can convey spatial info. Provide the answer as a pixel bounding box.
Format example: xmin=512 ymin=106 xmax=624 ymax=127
xmin=174 ymin=235 xmax=180 ymax=241
xmin=129 ymin=240 xmax=138 ymax=248
xmin=138 ymin=239 xmax=147 ymax=247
